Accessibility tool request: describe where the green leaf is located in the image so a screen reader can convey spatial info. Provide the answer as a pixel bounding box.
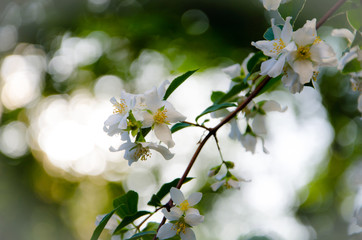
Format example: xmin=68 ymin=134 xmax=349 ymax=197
xmin=263 ymin=25 xmax=283 ymax=40
xmin=256 ymin=75 xmax=281 ymax=96
xmin=136 ymin=127 xmax=151 ymax=142
xmin=113 ymin=191 xmax=139 ymax=218
xmin=114 ymin=211 xmax=150 ymax=233
xmin=278 ymin=0 xmax=306 ymax=25
xmin=195 ymin=103 xmax=236 ymax=123
xmin=347 ymin=5 xmax=362 ymax=31
xmin=215 ymin=83 xmax=249 ymax=104
xmin=90 ymin=208 xmax=117 ymax=240
xmin=351 ymin=29 xmax=362 ymax=48
xmin=342 ymin=58 xmax=362 ymax=73
xmin=171 ymin=122 xmax=192 ymax=133
xmin=163 ymin=69 xmax=198 ymax=100
xmin=125 ymin=231 xmax=157 ymax=240
xmin=211 ymin=91 xmax=226 ymax=103
xmin=247 ymin=51 xmax=268 ymax=73
xmin=147 ymin=178 xmax=193 ymax=207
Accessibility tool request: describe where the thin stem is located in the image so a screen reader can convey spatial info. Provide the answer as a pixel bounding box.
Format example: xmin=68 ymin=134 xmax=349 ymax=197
xmin=213 ymin=133 xmax=225 ymax=163
xmin=137 ymin=207 xmax=162 ymax=230
xmin=316 ymin=0 xmax=348 ymax=29
xmin=182 ymin=121 xmax=211 ymax=131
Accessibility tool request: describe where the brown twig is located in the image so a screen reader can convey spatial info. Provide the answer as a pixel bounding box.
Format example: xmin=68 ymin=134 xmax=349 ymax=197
xmin=316 ymin=0 xmax=348 ymax=29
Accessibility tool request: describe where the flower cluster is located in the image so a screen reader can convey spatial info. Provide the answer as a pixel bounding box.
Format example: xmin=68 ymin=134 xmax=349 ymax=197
xmin=252 ymin=17 xmax=337 ymax=93
xmin=157 ymin=187 xmax=204 ymax=240
xmin=104 ymin=81 xmax=186 ymax=165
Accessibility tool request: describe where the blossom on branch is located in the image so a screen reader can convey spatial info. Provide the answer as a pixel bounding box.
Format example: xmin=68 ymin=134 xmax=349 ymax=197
xmin=142 ymin=86 xmax=186 ymax=148
xmin=252 ymin=17 xmax=295 ymax=78
xmin=110 ymin=138 xmax=174 ymax=165
xmin=157 ymin=188 xmax=204 ymax=240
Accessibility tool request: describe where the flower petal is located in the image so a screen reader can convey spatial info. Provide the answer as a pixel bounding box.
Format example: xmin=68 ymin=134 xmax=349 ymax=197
xmin=170 ymin=187 xmax=185 ymax=205
xmin=252 ymin=114 xmax=267 ymax=135
xmin=162 ymin=207 xmax=182 ymax=221
xmin=185 ymin=213 xmax=204 ymax=226
xmin=104 ymin=114 xmax=122 ymax=126
xmin=293 ymin=19 xmax=317 ymax=46
xmin=187 ymin=192 xmax=202 ymax=206
xmin=310 ymin=41 xmax=337 ymax=66
xmin=292 ymin=59 xmax=314 ymax=84
xmin=157 ymin=223 xmax=177 ymax=240
xmin=145 ymin=143 xmax=175 ymax=160
xmin=222 ymin=64 xmax=241 ymax=78
xmin=180 ymin=228 xmax=196 ymax=240
xmin=263 ymin=0 xmax=282 ymax=11
xmin=211 ymin=180 xmax=225 ymax=191
xmin=263 ymin=100 xmax=287 ymax=112
xmin=163 ymin=102 xmax=187 ymax=123
xmin=154 ymin=123 xmax=175 ymax=148
xmin=281 ymin=17 xmax=293 ymax=44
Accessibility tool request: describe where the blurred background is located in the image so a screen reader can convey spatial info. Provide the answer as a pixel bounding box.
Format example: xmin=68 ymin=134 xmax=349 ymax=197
xmin=0 ymin=0 xmax=361 ymax=239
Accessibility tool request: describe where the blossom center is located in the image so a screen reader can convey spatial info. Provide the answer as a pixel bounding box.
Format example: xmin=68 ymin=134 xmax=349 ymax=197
xmin=172 ymin=221 xmax=187 ymax=235
xmin=296 ymin=46 xmax=311 ymax=60
xmin=134 ymin=146 xmax=151 ymax=161
xmin=113 ymin=99 xmax=127 ymax=115
xmin=153 ymin=107 xmax=169 ymax=124
xmin=180 ymin=200 xmax=190 ymax=211
xmin=270 ymin=38 xmax=286 ymax=55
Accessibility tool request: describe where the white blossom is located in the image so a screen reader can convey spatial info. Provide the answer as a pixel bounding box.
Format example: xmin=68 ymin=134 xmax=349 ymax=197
xmin=170 ymin=187 xmax=202 ymax=214
xmin=142 ymin=86 xmax=186 ymax=148
xmin=286 ymin=19 xmax=337 ymax=85
xmin=110 ymin=137 xmax=174 ymax=165
xmin=104 ymin=91 xmax=136 ymax=136
xmin=157 ymin=188 xmax=204 ymax=240
xmin=252 ymin=17 xmax=296 ymax=77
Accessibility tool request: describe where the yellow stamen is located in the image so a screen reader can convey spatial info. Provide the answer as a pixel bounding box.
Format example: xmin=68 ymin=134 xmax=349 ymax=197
xmin=113 ymin=99 xmax=127 ymax=114
xmin=171 ymin=221 xmax=187 ymax=235
xmin=269 ymin=38 xmax=286 ymax=55
xmin=296 ymin=46 xmax=311 ymax=60
xmin=154 ymin=107 xmax=169 ymax=124
xmin=313 ymin=36 xmax=322 ymax=44
xmin=180 ymin=200 xmax=190 ymax=211
xmin=134 ymin=146 xmax=151 ymax=161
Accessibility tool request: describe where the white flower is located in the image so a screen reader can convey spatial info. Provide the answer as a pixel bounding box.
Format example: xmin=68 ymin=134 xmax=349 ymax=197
xmin=170 ymin=187 xmax=202 ymax=214
xmin=157 ymin=189 xmax=204 ymax=240
xmin=262 ymin=0 xmax=290 ymax=11
xmin=110 ymin=138 xmax=174 ymax=165
xmin=287 ymin=18 xmax=337 ymax=85
xmin=252 ymin=17 xmax=296 ymax=77
xmin=142 ymin=86 xmax=186 ymax=148
xmin=104 ymin=91 xmax=135 ymax=136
